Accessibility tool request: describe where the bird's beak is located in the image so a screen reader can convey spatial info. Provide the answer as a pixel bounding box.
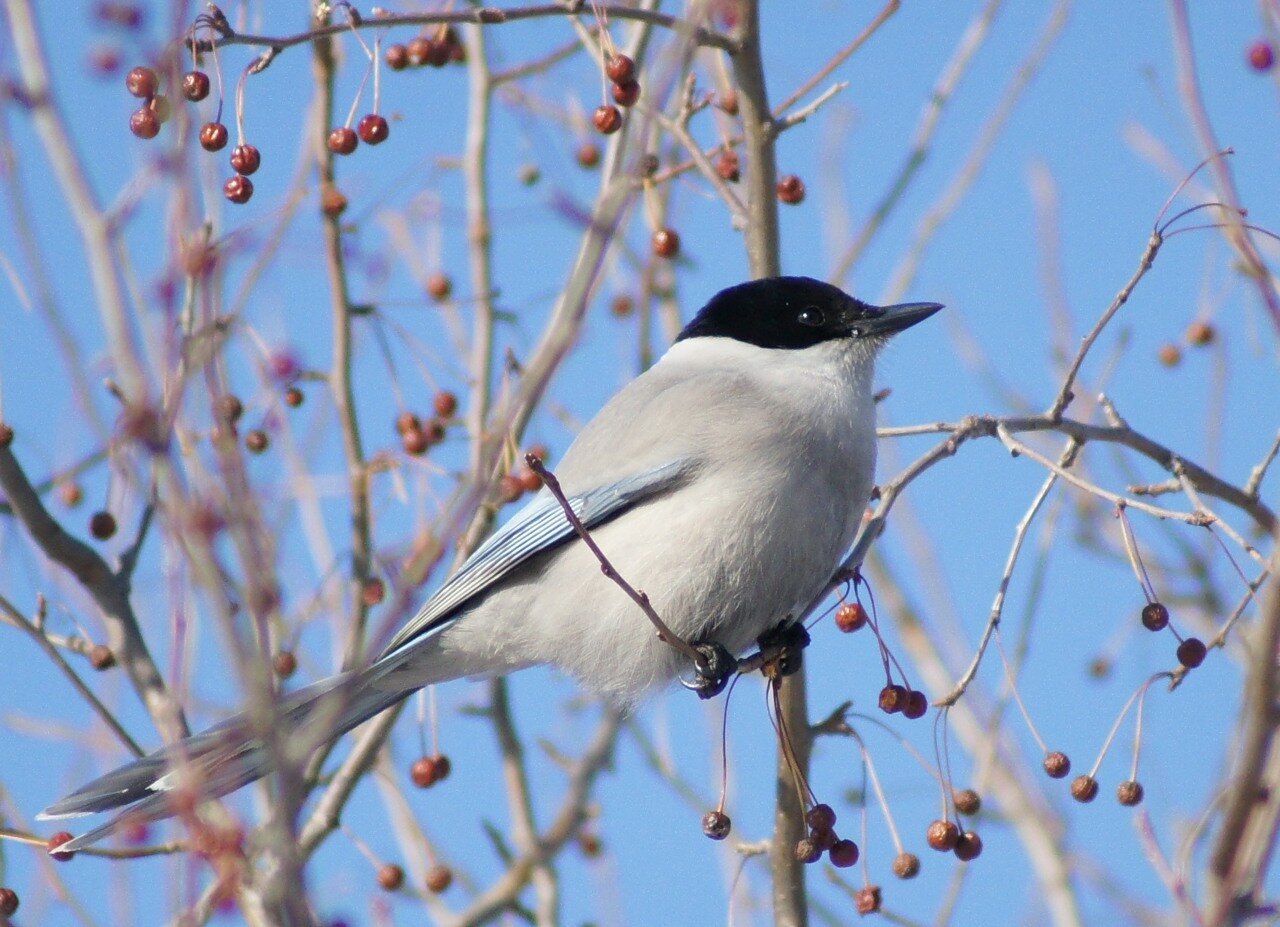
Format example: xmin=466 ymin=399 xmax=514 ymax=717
xmin=850 ymin=301 xmax=944 ymax=338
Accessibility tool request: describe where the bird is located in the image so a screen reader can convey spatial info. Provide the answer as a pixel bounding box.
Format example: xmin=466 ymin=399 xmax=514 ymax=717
xmin=40 ymin=276 xmax=941 ymax=851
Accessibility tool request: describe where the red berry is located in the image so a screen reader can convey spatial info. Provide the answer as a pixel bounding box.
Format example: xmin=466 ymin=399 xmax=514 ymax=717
xmin=611 ymin=78 xmax=641 ymax=107
xmin=129 ymin=106 xmax=160 ymax=139
xmin=651 ymin=228 xmax=680 ymax=258
xmin=926 ymin=819 xmax=960 ymax=851
xmin=1043 ymin=751 xmax=1071 ymax=779
xmin=605 ymin=53 xmax=635 ymax=83
xmin=426 ymin=272 xmax=453 ymax=301
xmin=499 ymin=474 xmax=525 ymax=504
xmin=425 ymin=864 xmax=452 ymax=893
xmin=953 ymin=831 xmax=983 ymax=861
xmin=517 ymin=468 xmax=542 ymax=493
xmin=410 ymin=757 xmax=437 ymax=788
xmin=1158 ymin=343 xmax=1182 ymax=367
xmin=716 ymin=149 xmax=740 ymax=182
xmin=576 ymin=141 xmax=601 ymax=168
xmin=48 ymin=831 xmax=76 ymax=860
xmin=809 ymin=825 xmax=838 ymax=851
xmin=181 ymin=71 xmax=210 ymax=102
xmin=433 ymin=390 xmax=458 ymax=417
xmin=593 ymin=104 xmax=623 ymax=135
xmin=89 ymin=644 xmax=116 ymax=670
xmin=320 ymin=185 xmax=348 ymax=217
xmin=1117 ymin=780 xmax=1145 ymax=806
xmin=60 ymin=482 xmax=83 ymax=507
xmin=834 ymin=602 xmax=866 ymax=632
xmin=1186 ymin=319 xmax=1216 ymax=346
xmin=273 ymin=650 xmax=297 ymax=678
xmin=805 ymin=803 xmax=836 ymax=832
xmin=878 ymin=683 xmax=908 ymax=714
xmin=200 ymin=122 xmax=229 ymax=151
xmin=1177 ymin=637 xmax=1207 ymax=668
xmin=777 ymin=174 xmax=806 ymax=205
xmin=407 ymin=37 xmax=433 ymax=66
xmin=358 ymin=114 xmax=389 ymax=145
xmin=377 ymin=863 xmax=404 ymax=891
xmin=244 ymin=429 xmax=268 ymax=453
xmin=361 ymin=577 xmax=386 ymax=607
xmin=284 ymin=386 xmax=304 ymax=407
xmin=855 ymin=885 xmax=881 ymax=915
xmin=702 ymin=810 xmax=731 ymax=840
xmin=328 ymin=127 xmax=358 ymax=155
xmin=610 ymin=294 xmax=634 ymax=317
xmin=385 ymin=44 xmax=410 ymax=70
xmin=125 ymin=65 xmax=157 ymax=98
xmin=1071 ymin=774 xmax=1099 ymax=803
xmin=1248 ymin=39 xmax=1275 ymax=71
xmin=0 ymin=887 xmax=17 ymax=916
xmin=230 ymin=144 xmax=261 ymax=175
xmin=427 ymin=37 xmax=451 ymax=68
xmin=217 ymin=395 xmax=244 ymax=423
xmin=430 ymin=753 xmax=451 ymax=781
xmin=401 ymin=427 xmax=429 ymax=456
xmin=903 ymin=689 xmax=928 ymax=720
xmin=892 ymin=852 xmax=920 ymax=879
xmin=953 ymin=788 xmax=981 ymax=815
xmin=224 ymin=175 xmax=253 ymax=204
xmin=90 ymin=510 xmax=117 ymax=540
xmin=1141 ymin=601 xmax=1169 ymax=631
xmin=829 ymin=838 xmax=859 ymax=868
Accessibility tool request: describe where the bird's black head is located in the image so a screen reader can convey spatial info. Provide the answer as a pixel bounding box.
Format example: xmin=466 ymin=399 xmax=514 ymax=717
xmin=676 ymin=276 xmax=941 ymax=350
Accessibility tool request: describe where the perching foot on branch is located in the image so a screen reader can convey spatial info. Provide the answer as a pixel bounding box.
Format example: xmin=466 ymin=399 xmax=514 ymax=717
xmin=681 ymin=641 xmax=737 ymax=699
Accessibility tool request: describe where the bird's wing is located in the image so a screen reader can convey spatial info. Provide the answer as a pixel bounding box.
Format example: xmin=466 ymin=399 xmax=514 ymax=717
xmin=379 ymin=457 xmax=695 ymax=659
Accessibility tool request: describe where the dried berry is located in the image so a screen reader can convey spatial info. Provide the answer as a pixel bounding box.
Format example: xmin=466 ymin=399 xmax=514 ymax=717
xmin=425 ymin=864 xmax=452 ymax=894
xmin=576 ymin=141 xmax=601 ymax=168
xmin=377 ymin=863 xmax=404 ymax=891
xmin=903 ymin=689 xmax=928 ymax=720
xmin=244 ymin=429 xmax=269 ymax=453
xmin=217 ymin=394 xmax=244 ymax=423
xmin=284 ymin=387 xmax=304 ymax=407
xmin=1185 ymin=319 xmax=1216 ymax=346
xmin=716 ymin=149 xmax=740 ymax=182
xmin=224 ymin=175 xmax=253 ymax=204
xmin=854 ymin=885 xmax=881 ymax=916
xmin=953 ymin=788 xmax=981 ymax=816
xmin=89 ymin=644 xmax=116 ymax=671
xmin=834 ymin=602 xmax=867 ymax=632
xmin=385 ymin=43 xmax=410 ymax=71
xmin=361 ymin=577 xmax=386 ymax=607
xmin=1157 ymin=343 xmax=1181 ymax=367
xmin=926 ymin=819 xmax=960 ymax=851
xmin=200 ymin=121 xmax=229 ymax=151
xmin=1116 ymin=780 xmax=1145 ymax=806
xmin=433 ymin=390 xmax=458 ymax=417
xmin=328 ymin=127 xmax=358 ymax=155
xmin=878 ymin=684 xmax=908 ymax=714
xmin=358 ymin=114 xmax=389 ymax=145
xmin=1071 ymin=774 xmax=1099 ymax=803
xmin=125 ymin=65 xmax=157 ymax=98
xmin=272 ymin=650 xmax=297 ymax=678
xmin=702 ymin=810 xmax=731 ymax=840
xmin=892 ymin=852 xmax=920 ymax=879
xmin=793 ymin=838 xmax=821 ymax=864
xmin=407 ymin=37 xmax=433 ymax=66
xmin=320 ymin=185 xmax=348 ymax=218
xmin=593 ymin=104 xmax=623 ymax=135
xmin=1177 ymin=637 xmax=1207 ymax=669
xmin=181 ymin=71 xmax=210 ymax=101
xmin=1043 ymin=750 xmax=1071 ymax=779
xmin=230 ymin=144 xmax=261 ymax=175
xmin=1141 ymin=601 xmax=1169 ymax=631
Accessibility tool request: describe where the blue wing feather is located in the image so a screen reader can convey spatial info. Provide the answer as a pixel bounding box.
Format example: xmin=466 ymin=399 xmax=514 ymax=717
xmin=379 ymin=458 xmax=694 ymax=659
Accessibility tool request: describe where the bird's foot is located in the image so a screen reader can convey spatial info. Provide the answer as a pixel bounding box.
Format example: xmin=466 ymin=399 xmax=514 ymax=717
xmin=680 ymin=641 xmax=737 ymax=699
xmin=755 ymin=620 xmax=811 ymax=679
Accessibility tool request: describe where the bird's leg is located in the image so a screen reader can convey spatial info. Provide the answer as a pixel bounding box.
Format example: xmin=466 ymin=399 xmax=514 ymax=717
xmin=681 ymin=641 xmax=737 ymax=699
xmin=752 ymin=620 xmax=812 ymax=679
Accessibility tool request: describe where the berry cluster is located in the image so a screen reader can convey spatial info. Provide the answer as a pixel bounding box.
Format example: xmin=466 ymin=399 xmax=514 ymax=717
xmin=385 ymin=26 xmax=467 ymax=71
xmin=409 ymin=753 xmax=452 ymax=788
xmin=792 ymin=803 xmax=860 ymax=869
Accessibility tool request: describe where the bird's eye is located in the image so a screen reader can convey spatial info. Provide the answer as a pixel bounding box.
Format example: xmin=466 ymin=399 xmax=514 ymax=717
xmin=798 ymin=306 xmax=824 ymax=327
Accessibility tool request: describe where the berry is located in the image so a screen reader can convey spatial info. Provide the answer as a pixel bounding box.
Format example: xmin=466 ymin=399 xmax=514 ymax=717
xmin=396 ymin=411 xmax=421 ymax=434
xmin=60 ymin=482 xmax=84 ymax=507
xmin=878 ymin=683 xmax=908 ymax=714
xmin=433 ymin=390 xmax=458 ymax=417
xmin=593 ymin=104 xmax=623 ymax=135
xmin=410 ymin=757 xmax=438 ymax=788
xmin=1158 ymin=343 xmax=1181 ymax=367
xmin=953 ymin=831 xmax=983 ymax=861
xmin=244 ymin=429 xmax=269 ymax=453
xmin=1117 ymin=780 xmax=1145 ymax=806
xmin=516 ymin=468 xmax=542 ymax=493
xmin=651 ymin=228 xmax=680 ymax=258
xmin=90 ymin=510 xmax=117 ymax=540
xmin=320 ymin=185 xmax=348 ymax=218
xmin=357 ymin=114 xmax=389 ymax=145
xmin=427 ymin=36 xmax=451 ymax=68
xmin=1141 ymin=601 xmax=1169 ymax=631
xmin=806 ymin=803 xmax=836 ymax=832
xmin=200 ymin=122 xmax=229 ymax=151
xmin=1185 ymin=319 xmax=1215 ymax=346
xmin=402 ymin=427 xmax=428 ymax=457
xmin=903 ymin=689 xmax=928 ymax=720
xmin=855 ymin=885 xmax=881 ymax=915
xmin=834 ymin=602 xmax=867 ymax=632
xmin=407 ymin=37 xmax=433 ymax=67
xmin=499 ymin=474 xmax=525 ymax=504
xmin=829 ymin=838 xmax=859 ymax=868
xmin=425 ymin=864 xmax=452 ymax=893
xmin=224 ymin=175 xmax=253 ymax=204
xmin=129 ymin=106 xmax=160 ymax=139
xmin=230 ymin=144 xmax=261 ymax=175
xmin=794 ymin=838 xmax=821 ymax=864
xmin=362 ymin=577 xmax=386 ymax=607
xmin=218 ymin=394 xmax=244 ymax=423
xmin=385 ymin=44 xmax=410 ymax=70
xmin=377 ymin=863 xmax=404 ymax=891
xmin=577 ymin=831 xmax=603 ymax=856
xmin=273 ymin=650 xmax=297 ymax=678
xmin=284 ymin=386 xmax=304 ymax=407
xmin=1043 ymin=751 xmax=1071 ymax=779
xmin=953 ymin=788 xmax=981 ymax=816
xmin=926 ymin=819 xmax=960 ymax=851
xmin=125 ymin=65 xmax=157 ymax=98
xmin=716 ymin=150 xmax=740 ymax=182
xmin=576 ymin=141 xmax=601 ymax=168
xmin=612 ymin=78 xmax=641 ymax=107
xmin=89 ymin=644 xmax=116 ymax=671
xmin=1248 ymin=39 xmax=1275 ymax=71
xmin=809 ymin=826 xmax=838 ymax=851
xmin=0 ymin=423 xmax=12 ymax=448
xmin=1070 ymin=774 xmax=1099 ymax=803
xmin=702 ymin=810 xmax=731 ymax=840
xmin=427 ymin=273 xmax=453 ymax=301
xmin=1177 ymin=637 xmax=1207 ymax=668
xmin=48 ymin=830 xmax=76 ymax=860
xmin=610 ymin=294 xmax=634 ymax=317
xmin=892 ymin=852 xmax=920 ymax=879
xmin=605 ymin=53 xmax=635 ymax=83
xmin=0 ymin=887 xmax=17 ymax=916
xmin=89 ymin=45 xmax=123 ymax=77
xmin=181 ymin=71 xmax=210 ymax=101
xmin=777 ymin=174 xmax=806 ymax=204
xmin=328 ymin=127 xmax=358 ymax=155
xmin=430 ymin=754 xmax=451 ymax=781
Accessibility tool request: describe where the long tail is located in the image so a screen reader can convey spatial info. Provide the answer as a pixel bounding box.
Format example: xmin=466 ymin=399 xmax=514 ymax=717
xmin=39 ymin=655 xmax=422 ymax=852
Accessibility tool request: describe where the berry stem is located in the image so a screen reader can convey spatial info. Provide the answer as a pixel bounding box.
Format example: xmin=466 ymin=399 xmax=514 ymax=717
xmin=1115 ymin=503 xmax=1157 ymax=603
xmin=1129 ymin=673 xmax=1170 ymax=782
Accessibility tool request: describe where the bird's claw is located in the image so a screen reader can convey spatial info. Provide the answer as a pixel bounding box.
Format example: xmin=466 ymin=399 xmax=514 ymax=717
xmin=680 ymin=641 xmax=736 ymax=699
xmin=757 ymin=621 xmax=811 ymax=678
